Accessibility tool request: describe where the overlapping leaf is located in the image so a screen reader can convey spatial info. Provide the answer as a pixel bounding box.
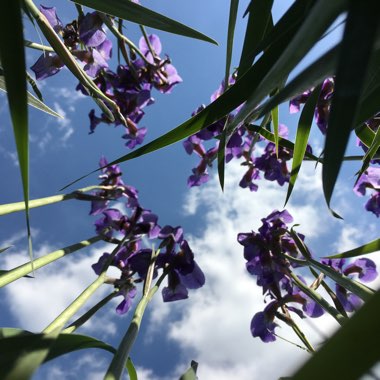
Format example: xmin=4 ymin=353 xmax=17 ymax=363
xmin=325 ymin=238 xmax=380 ymax=259
xmin=322 ymin=0 xmax=380 ymax=214
xmin=72 ymin=0 xmax=216 ymax=44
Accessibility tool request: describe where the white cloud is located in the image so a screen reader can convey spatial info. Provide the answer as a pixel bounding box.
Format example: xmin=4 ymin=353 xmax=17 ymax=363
xmin=1 ymin=240 xmax=117 ymax=333
xmin=146 ymin=161 xmax=357 ymax=380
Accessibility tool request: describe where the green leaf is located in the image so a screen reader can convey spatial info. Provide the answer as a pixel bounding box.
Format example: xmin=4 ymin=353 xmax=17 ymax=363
xmin=0 ymin=1 xmax=33 ymax=265
xmin=290 ymin=230 xmax=375 ymax=302
xmin=62 ymin=1 xmax=314 ymax=190
xmin=217 ymin=0 xmax=239 ymax=190
xmin=0 ymin=329 xmax=59 ymax=380
xmin=355 ymin=123 xmax=376 ymax=148
xmin=271 ymin=103 xmax=279 ymax=156
xmin=322 ymin=0 xmax=379 ymax=214
xmin=0 ymin=77 xmax=63 ymax=118
xmin=232 ymin=0 xmax=347 ymax=131
xmin=71 ymin=0 xmax=217 ymax=44
xmin=0 ymin=246 xmax=11 ymax=254
xmin=0 ymin=328 xmax=116 ymax=379
xmin=292 ymin=289 xmax=380 ymax=380
xmin=126 ymin=357 xmax=138 ymax=380
xmin=355 ymin=124 xmax=380 ymax=180
xmin=324 ymin=238 xmax=380 ymax=259
xmin=285 ymin=84 xmax=322 ymax=205
xmin=237 ymin=0 xmax=273 ymax=80
xmin=247 ymin=124 xmax=319 ymax=161
xmin=179 ymin=361 xmax=198 ymax=380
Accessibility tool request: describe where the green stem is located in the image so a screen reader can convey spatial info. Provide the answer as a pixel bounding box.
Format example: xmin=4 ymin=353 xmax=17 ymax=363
xmin=43 ymin=274 xmax=107 ymax=334
xmin=289 ymin=271 xmax=346 ymax=326
xmin=101 ymin=15 xmax=151 ymax=66
xmin=0 ymin=185 xmax=113 ymax=215
xmin=0 ymin=235 xmax=102 ymax=288
xmin=104 ymin=271 xmax=167 ymax=380
xmin=24 ymin=39 xmax=54 ymax=52
xmin=63 ymin=291 xmax=118 ymax=334
xmin=139 ymin=25 xmax=155 ymax=58
xmin=43 ymin=236 xmax=127 ymax=334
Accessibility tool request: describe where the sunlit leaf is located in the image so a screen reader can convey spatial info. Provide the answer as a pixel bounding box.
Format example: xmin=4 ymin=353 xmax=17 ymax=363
xmin=237 ymin=0 xmax=273 ymax=80
xmin=179 ymin=361 xmax=198 ymax=380
xmin=355 ymin=126 xmax=380 ymax=181
xmin=0 ymin=77 xmax=63 ymax=118
xmin=322 ymin=0 xmax=379 ymax=214
xmin=71 ymin=0 xmax=217 ymax=44
xmin=126 ymin=357 xmax=138 ymax=380
xmin=0 ymin=1 xmax=33 ymax=264
xmin=324 ymin=238 xmax=380 ymax=259
xmin=292 ymin=290 xmax=380 ymax=380
xmin=0 ymin=246 xmax=11 ymax=254
xmin=285 ymin=84 xmax=321 ymax=205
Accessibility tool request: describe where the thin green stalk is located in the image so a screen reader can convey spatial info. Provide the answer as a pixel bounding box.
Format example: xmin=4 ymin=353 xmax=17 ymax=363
xmin=289 ymin=271 xmax=346 ymax=326
xmin=101 ymin=15 xmax=151 ymax=65
xmin=104 ymin=271 xmax=167 ymax=380
xmin=139 ymin=25 xmax=155 ymax=58
xmin=43 ymin=274 xmax=107 ymax=334
xmin=0 ymin=185 xmax=113 ymax=216
xmin=43 ymin=236 xmax=127 ymax=333
xmin=0 ymin=235 xmax=102 ymax=287
xmin=24 ymin=39 xmax=54 ymax=52
xmin=63 ymin=291 xmax=118 ymax=334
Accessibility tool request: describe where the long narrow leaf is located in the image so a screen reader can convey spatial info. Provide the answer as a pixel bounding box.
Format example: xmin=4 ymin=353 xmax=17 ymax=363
xmin=322 ymin=0 xmax=379 ymax=214
xmin=285 ymin=84 xmax=322 ymax=205
xmin=72 ymin=0 xmax=216 ymax=44
xmin=179 ymin=361 xmax=198 ymax=380
xmin=237 ymin=0 xmax=273 ymax=80
xmin=355 ymin=123 xmax=380 ymax=180
xmin=0 ymin=77 xmax=62 ymax=118
xmin=292 ymin=289 xmax=380 ymax=380
xmin=324 ymin=238 xmax=380 ymax=259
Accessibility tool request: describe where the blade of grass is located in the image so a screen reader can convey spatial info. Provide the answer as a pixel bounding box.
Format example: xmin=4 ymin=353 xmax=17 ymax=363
xmin=322 ymin=0 xmax=379 ymax=215
xmin=285 ymin=84 xmax=322 ymax=205
xmin=0 ymin=0 xmax=33 ymax=265
xmin=72 ymin=0 xmax=217 ymax=44
xmin=324 ymin=238 xmax=380 ymax=259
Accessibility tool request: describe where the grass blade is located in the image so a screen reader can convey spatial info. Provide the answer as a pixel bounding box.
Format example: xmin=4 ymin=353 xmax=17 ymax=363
xmin=285 ymin=84 xmax=322 ymax=205
xmin=324 ymin=238 xmax=380 ymax=259
xmin=72 ymin=0 xmax=216 ymax=44
xmin=0 ymin=1 xmax=33 ymax=263
xmin=322 ymin=0 xmax=380 ymax=214
xmin=237 ymin=0 xmax=273 ymax=80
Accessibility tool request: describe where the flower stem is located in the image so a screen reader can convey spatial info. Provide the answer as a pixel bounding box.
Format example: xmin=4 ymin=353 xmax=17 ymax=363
xmin=0 ymin=235 xmax=102 ymax=288
xmin=63 ymin=291 xmax=118 ymax=334
xmin=24 ymin=39 xmax=54 ymax=52
xmin=104 ymin=271 xmax=167 ymax=380
xmin=0 ymin=185 xmax=113 ymax=216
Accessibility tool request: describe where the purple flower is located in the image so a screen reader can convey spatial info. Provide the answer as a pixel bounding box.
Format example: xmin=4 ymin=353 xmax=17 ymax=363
xmin=366 ymin=193 xmax=380 ymax=217
xmin=122 ymin=127 xmax=147 ymax=149
xmin=116 ymin=286 xmax=137 ymax=314
xmin=30 ymin=53 xmax=64 ymax=80
xmin=343 ymin=258 xmax=378 ymax=282
xmin=239 ymin=166 xmax=260 ymax=191
xmin=79 ymin=12 xmax=106 ymax=47
xmin=40 ymin=5 xmax=63 ymax=33
xmin=251 ymin=303 xmax=278 ymax=342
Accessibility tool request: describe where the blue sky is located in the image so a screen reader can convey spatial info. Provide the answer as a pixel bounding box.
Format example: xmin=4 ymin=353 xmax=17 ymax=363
xmin=0 ymin=1 xmax=379 ymax=379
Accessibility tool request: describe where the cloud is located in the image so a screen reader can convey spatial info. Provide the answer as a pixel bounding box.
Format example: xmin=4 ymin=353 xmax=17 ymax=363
xmin=146 ymin=161 xmax=364 ymax=380
xmin=1 ymin=239 xmax=117 ymax=333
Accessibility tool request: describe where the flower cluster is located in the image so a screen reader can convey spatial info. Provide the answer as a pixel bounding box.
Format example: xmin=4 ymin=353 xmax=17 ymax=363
xmin=31 ymin=6 xmax=182 ymax=150
xmin=289 ymin=78 xmax=380 ymax=216
xmin=183 ymin=79 xmax=294 ymax=190
xmin=83 ymin=34 xmax=182 ymax=149
xmin=31 ymin=6 xmax=112 ymax=80
xmin=91 ymin=157 xmax=205 ymax=314
xmin=237 ymin=210 xmax=378 ymax=342
xmin=238 ymin=210 xmax=323 ymax=342
xmin=321 ymin=258 xmax=377 ymax=312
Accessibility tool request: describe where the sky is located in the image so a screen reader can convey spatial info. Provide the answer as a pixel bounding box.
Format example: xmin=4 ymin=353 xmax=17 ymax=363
xmin=0 ymin=1 xmax=379 ymax=379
